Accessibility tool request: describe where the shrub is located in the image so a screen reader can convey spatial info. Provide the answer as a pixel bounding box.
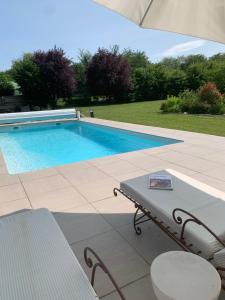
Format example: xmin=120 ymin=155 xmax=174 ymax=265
xmin=178 ymin=90 xmax=199 ymax=113
xmin=209 ymin=103 xmax=225 ymax=114
xmin=198 ymin=82 xmax=223 ymax=106
xmin=161 ymin=86 xmax=225 ymax=115
xmin=197 ymin=82 xmax=224 ymax=114
xmin=161 ymin=96 xmax=182 ymax=113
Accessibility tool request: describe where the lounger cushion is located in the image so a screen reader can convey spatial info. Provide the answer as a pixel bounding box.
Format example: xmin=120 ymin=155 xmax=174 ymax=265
xmin=120 ymin=169 xmax=225 ymax=258
xmin=214 ymin=248 xmax=225 ymax=269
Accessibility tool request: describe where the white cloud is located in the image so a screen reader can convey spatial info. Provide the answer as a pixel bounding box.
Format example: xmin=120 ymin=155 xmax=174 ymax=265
xmin=157 ymin=40 xmax=206 ymax=58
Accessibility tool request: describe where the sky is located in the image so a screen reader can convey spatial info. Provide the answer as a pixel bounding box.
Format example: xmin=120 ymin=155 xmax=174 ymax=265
xmin=1 ymin=0 xmax=225 ymax=71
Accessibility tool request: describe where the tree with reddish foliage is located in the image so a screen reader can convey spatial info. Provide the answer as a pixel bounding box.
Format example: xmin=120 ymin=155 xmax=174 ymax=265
xmin=86 ymin=48 xmax=132 ymax=101
xmin=32 ymin=47 xmax=76 ymax=107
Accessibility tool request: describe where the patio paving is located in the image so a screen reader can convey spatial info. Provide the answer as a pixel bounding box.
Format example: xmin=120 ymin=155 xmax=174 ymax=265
xmin=0 ymin=117 xmax=225 ymax=299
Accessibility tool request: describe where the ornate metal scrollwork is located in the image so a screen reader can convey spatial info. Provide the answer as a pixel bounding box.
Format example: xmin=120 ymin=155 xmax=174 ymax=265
xmin=172 ymin=208 xmax=225 ymax=248
xmin=84 ymin=247 xmax=126 ymax=300
xmin=133 ymin=205 xmax=152 ymax=235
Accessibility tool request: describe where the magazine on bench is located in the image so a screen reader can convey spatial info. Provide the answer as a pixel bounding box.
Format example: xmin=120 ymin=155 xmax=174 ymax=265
xmin=149 ymin=174 xmax=173 ymax=190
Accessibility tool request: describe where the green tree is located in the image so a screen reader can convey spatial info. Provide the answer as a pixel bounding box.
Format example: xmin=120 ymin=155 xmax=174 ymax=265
xmin=160 ymin=57 xmax=182 ymax=69
xmin=207 ymin=62 xmax=225 ymax=93
xmin=122 ymin=49 xmax=150 ymax=71
xmin=73 ymin=50 xmax=92 ymax=99
xmin=166 ymin=68 xmax=187 ymax=96
xmin=0 ymin=72 xmax=14 ymax=96
xmin=134 ymin=64 xmax=169 ymax=100
xmin=186 ymin=62 xmax=209 ymax=91
xmin=209 ymin=53 xmax=225 ymax=62
xmin=181 ymin=54 xmax=207 ymax=69
xmin=11 ymin=53 xmax=40 ymax=105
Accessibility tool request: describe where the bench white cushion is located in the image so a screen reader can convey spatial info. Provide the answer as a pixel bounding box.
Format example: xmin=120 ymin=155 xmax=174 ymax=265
xmin=121 ymin=169 xmax=225 ymax=258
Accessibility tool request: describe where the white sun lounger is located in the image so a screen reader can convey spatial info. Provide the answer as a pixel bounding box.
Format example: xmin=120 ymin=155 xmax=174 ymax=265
xmin=0 ymin=208 xmax=98 ymax=299
xmin=114 ymin=169 xmax=225 ymax=288
xmin=0 ymin=208 xmax=125 ymax=300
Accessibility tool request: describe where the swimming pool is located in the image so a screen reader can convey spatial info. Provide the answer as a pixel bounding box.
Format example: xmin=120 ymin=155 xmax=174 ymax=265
xmin=0 ymin=121 xmax=182 ymax=174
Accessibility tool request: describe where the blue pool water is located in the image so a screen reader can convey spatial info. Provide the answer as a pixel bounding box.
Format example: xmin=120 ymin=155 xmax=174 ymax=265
xmin=0 ymin=121 xmax=181 ymax=174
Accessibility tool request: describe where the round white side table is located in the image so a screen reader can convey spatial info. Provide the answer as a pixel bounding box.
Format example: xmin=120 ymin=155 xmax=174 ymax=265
xmin=150 ymin=251 xmax=221 ymax=300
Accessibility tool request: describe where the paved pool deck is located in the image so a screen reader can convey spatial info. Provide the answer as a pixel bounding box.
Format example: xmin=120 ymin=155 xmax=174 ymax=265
xmin=0 ymin=117 xmax=225 ymax=299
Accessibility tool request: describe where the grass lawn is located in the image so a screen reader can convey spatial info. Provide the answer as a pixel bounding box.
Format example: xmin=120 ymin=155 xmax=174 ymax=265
xmin=78 ymin=100 xmax=225 ymax=137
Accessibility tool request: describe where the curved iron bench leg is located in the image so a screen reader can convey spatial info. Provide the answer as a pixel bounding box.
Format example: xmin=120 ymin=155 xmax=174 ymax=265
xmin=114 ymin=188 xmax=152 ymax=235
xmin=84 ymin=247 xmax=126 ymax=300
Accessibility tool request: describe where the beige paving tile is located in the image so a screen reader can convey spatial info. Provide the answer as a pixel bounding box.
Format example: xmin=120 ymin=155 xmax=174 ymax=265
xmin=118 ymin=222 xmax=180 ymax=264
xmin=192 ymin=173 xmax=225 ymax=192
xmin=141 ymin=146 xmax=174 ymax=155
xmin=0 ymin=198 xmax=31 ymax=217
xmin=19 ymin=168 xmax=58 ymax=182
xmin=104 ymin=265 xmax=225 ymax=300
xmin=97 ymin=160 xmax=139 ymax=177
xmin=117 ymin=163 xmax=171 ymax=176
xmin=122 ymin=155 xmax=165 ymax=171
xmin=161 ymin=142 xmax=189 ymax=151
xmin=0 ymin=173 xmax=20 ymax=187
xmin=175 ymin=157 xmax=219 ymax=172
xmin=175 ymin=145 xmax=215 ymax=157
xmin=118 ymin=150 xmax=148 ymax=161
xmin=202 ymin=165 xmax=225 ymax=182
xmin=23 ymin=174 xmax=70 ymax=198
xmin=31 ymin=187 xmax=88 ymax=211
xmin=72 ymin=230 xmax=149 ymax=297
xmin=92 ymin=195 xmax=135 ymax=228
xmin=57 ymin=161 xmax=91 ymax=173
xmin=60 ymin=166 xmax=109 ymax=186
xmin=164 ymin=164 xmax=198 ymax=176
xmin=0 ymin=183 xmax=26 ymax=203
xmin=54 ymin=204 xmax=112 ymax=245
xmin=153 ymin=150 xmax=192 ymax=163
xmin=89 ymin=156 xmax=122 ymax=167
xmin=102 ymin=276 xmax=157 ymax=300
xmin=76 ymin=178 xmax=119 ymax=202
xmin=113 ymin=169 xmax=148 ymax=182
xmin=0 ymin=165 xmax=8 ymax=175
xmin=219 ymin=290 xmax=225 ymax=300
xmin=0 ymin=152 xmax=6 ymax=166
xmin=201 ymin=152 xmax=225 ymax=165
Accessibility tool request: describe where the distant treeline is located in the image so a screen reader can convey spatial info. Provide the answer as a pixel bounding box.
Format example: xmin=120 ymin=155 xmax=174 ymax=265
xmin=1 ymin=46 xmax=225 ymax=108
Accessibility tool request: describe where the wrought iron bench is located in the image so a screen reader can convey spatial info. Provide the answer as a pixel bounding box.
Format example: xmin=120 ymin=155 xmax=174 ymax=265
xmin=114 ymin=169 xmax=225 ymax=289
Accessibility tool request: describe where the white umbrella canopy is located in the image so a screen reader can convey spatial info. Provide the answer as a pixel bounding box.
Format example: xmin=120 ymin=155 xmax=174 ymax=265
xmin=94 ymin=0 xmax=225 ymax=44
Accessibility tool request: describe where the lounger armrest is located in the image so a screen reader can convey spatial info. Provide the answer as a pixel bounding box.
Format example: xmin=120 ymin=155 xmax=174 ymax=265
xmin=84 ymin=247 xmax=126 ymax=300
xmin=172 ymin=208 xmax=225 ymax=250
